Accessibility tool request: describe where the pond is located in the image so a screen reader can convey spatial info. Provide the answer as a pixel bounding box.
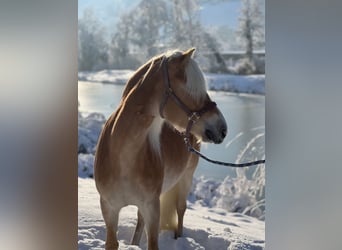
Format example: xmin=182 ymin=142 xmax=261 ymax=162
xmin=78 ymin=81 xmax=265 ymax=180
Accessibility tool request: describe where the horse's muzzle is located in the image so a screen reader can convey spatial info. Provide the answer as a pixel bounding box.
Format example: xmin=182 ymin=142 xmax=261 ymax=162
xmin=203 ymin=121 xmax=227 ymax=144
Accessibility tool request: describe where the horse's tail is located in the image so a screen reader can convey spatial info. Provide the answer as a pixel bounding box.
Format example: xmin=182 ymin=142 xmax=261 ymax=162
xmin=160 ymin=184 xmax=179 ymax=231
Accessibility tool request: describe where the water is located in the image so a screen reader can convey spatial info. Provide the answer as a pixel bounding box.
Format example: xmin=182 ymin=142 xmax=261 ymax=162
xmin=78 ymin=81 xmax=265 ymax=180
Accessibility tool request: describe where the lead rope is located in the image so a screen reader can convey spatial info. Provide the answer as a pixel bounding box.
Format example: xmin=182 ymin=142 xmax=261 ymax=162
xmin=182 ymin=116 xmax=265 ymax=168
xmin=184 ymin=137 xmax=265 ymax=167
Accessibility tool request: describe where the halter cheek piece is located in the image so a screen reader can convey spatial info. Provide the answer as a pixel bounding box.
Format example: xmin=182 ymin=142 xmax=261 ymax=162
xmin=159 ymin=56 xmax=217 ymax=147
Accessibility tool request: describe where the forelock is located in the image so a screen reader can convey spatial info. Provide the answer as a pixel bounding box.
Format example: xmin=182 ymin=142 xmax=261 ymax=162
xmin=184 ymin=58 xmax=207 ymax=102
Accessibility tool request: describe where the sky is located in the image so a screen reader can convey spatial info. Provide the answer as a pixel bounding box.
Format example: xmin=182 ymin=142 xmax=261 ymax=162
xmin=78 ymin=0 xmax=140 ymax=34
xmin=78 ymin=0 xmax=243 ymax=32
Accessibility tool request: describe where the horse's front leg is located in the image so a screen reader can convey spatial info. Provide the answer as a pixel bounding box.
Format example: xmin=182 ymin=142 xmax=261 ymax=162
xmin=131 ymin=210 xmax=145 ymax=245
xmin=140 ymin=198 xmax=160 ymax=250
xmin=100 ymin=197 xmax=120 ymax=250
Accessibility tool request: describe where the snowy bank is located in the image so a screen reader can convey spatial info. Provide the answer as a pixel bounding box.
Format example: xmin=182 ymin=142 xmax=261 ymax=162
xmin=78 ymin=70 xmax=265 ymax=95
xmin=78 ymin=178 xmax=265 ymax=250
xmin=78 ymin=70 xmax=134 ymax=85
xmin=205 ymin=74 xmax=265 ymax=95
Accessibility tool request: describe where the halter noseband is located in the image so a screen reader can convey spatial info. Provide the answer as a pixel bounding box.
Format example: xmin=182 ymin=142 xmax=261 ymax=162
xmin=159 ymin=56 xmax=217 ymax=146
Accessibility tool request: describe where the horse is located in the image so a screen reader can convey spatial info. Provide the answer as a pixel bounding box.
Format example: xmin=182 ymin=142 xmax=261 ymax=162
xmin=94 ymin=48 xmax=227 ymax=250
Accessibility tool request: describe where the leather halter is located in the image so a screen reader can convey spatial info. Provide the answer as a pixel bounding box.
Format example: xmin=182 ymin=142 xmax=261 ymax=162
xmin=159 ymin=56 xmax=217 ymax=143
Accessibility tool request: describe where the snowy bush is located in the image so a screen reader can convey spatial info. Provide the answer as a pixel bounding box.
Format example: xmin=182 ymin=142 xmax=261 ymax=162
xmin=214 ymin=168 xmax=264 ymax=219
xmin=78 ymin=111 xmax=106 ymax=178
xmin=215 ymin=130 xmax=265 ymax=220
xmin=78 ymin=112 xmax=106 ymax=154
xmin=231 ymin=58 xmax=256 ymax=75
xmin=78 ymin=153 xmax=95 ymax=178
xmin=191 ymin=129 xmax=265 ymax=220
xmin=189 ymin=177 xmax=220 ymax=206
xmin=230 ymin=57 xmax=265 ymax=75
xmin=191 ymin=165 xmax=265 ymax=220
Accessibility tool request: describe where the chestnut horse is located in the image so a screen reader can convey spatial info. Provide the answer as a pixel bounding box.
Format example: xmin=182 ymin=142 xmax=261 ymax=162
xmin=94 ymin=48 xmax=227 ymax=250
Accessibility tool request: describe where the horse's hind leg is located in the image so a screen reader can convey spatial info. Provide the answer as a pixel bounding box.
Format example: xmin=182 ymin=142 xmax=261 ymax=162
xmin=140 ymin=198 xmax=160 ymax=250
xmin=100 ymin=197 xmax=120 ymax=250
xmin=131 ymin=210 xmax=145 ymax=245
xmin=176 ymin=195 xmax=186 ymax=239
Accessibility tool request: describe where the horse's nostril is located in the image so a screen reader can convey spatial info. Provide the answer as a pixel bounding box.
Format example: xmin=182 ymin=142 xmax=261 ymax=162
xmin=205 ymin=129 xmax=215 ymax=141
xmin=221 ymin=128 xmax=227 ymax=138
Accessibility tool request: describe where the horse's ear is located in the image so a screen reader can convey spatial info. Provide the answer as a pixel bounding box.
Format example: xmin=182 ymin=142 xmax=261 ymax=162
xmin=179 ymin=48 xmax=196 ymax=66
xmin=184 ymin=47 xmax=196 ymax=56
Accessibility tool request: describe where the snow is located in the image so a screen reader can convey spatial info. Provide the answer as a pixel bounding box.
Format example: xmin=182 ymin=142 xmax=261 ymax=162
xmin=78 ymin=70 xmax=265 ymax=95
xmin=78 ymin=69 xmax=265 ymax=249
xmin=78 ymin=178 xmax=265 ymax=250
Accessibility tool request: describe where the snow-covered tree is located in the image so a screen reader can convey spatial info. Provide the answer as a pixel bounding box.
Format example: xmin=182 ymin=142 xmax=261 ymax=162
xmin=108 ymin=0 xmax=227 ymax=72
xmin=78 ymin=8 xmax=109 ymax=71
xmin=237 ymin=0 xmax=264 ymax=62
xmin=167 ymin=0 xmax=201 ymax=48
xmin=111 ymin=0 xmax=168 ymax=64
xmin=108 ymin=13 xmax=141 ymax=69
xmin=166 ymin=0 xmax=229 ymax=72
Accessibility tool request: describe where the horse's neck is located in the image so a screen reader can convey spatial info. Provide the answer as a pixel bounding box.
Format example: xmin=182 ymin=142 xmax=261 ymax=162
xmin=125 ymin=73 xmax=163 ymax=119
xmin=112 ymin=75 xmax=164 ymax=156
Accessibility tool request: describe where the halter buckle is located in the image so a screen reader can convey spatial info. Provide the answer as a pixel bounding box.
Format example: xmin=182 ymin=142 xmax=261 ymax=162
xmin=188 ymin=112 xmax=200 ymax=122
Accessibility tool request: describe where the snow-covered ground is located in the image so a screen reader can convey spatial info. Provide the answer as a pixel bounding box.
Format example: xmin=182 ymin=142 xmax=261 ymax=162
xmin=78 ymin=70 xmax=265 ymax=95
xmin=79 ymin=178 xmax=265 ymax=250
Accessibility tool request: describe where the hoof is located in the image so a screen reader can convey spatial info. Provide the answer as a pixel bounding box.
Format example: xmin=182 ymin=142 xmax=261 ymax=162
xmin=174 ymin=231 xmax=182 ymax=239
xmin=105 ymin=242 xmax=118 ymax=250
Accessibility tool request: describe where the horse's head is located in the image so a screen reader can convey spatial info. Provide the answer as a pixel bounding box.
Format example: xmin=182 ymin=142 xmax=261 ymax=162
xmin=160 ymin=48 xmax=227 ymax=144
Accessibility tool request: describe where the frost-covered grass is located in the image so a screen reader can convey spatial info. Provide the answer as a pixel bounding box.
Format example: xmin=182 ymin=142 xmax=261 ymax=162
xmin=78 ymin=70 xmax=265 ymax=95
